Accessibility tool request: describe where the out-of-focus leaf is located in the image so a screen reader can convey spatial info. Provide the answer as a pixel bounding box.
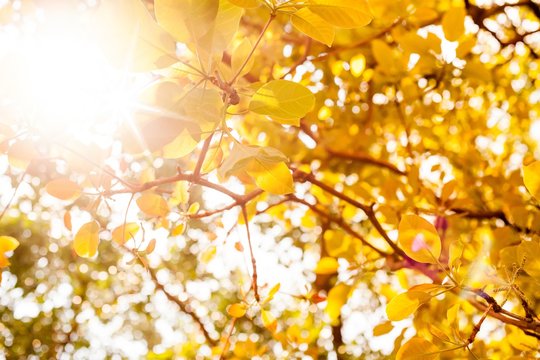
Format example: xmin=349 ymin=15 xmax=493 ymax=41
xmin=73 ymin=221 xmax=100 ymax=258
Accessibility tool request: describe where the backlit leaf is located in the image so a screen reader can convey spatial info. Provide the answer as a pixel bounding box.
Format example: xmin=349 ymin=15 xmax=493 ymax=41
xmin=306 ymin=0 xmax=372 ymax=29
xmin=350 ymin=54 xmax=366 ymax=77
xmin=396 ymin=337 xmax=439 ymax=360
xmin=73 ymin=221 xmax=100 ymax=258
xmin=373 ymin=321 xmax=394 ymax=336
xmin=246 ymin=160 xmax=294 ymax=195
xmin=523 ymin=160 xmax=540 ymax=199
xmin=386 ymin=290 xmax=431 ymax=321
xmin=231 ymin=38 xmax=255 ymax=78
xmin=249 ymin=80 xmax=315 ymax=125
xmin=96 ymin=0 xmax=177 ymax=72
xmin=137 ymin=193 xmax=169 ymax=217
xmin=0 ymin=236 xmax=19 ymax=253
xmin=442 ymin=7 xmax=466 ymax=42
xmin=227 ymin=303 xmax=247 ymax=317
xmin=291 ymin=8 xmax=335 ymax=47
xmin=398 ymin=215 xmax=441 ymax=264
xmin=111 ymin=223 xmax=140 ymax=245
xmin=325 ymin=283 xmax=351 ymax=322
xmin=45 ymin=178 xmax=81 ymax=201
xmin=228 ymin=0 xmax=260 ymax=8
xmin=261 ymin=309 xmax=277 ymax=332
xmin=314 ymin=257 xmax=339 ymax=274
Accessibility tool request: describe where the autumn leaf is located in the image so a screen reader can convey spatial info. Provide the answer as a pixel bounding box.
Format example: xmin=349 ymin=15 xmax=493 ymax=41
xmin=249 ymin=80 xmax=315 ymax=126
xmin=73 ymin=221 xmax=100 ymax=258
xmin=442 ymin=7 xmax=466 ymax=42
xmin=523 ymin=160 xmax=540 ymax=199
xmin=137 ymin=193 xmax=169 ymax=218
xmin=398 ymin=215 xmax=441 ymax=264
xmin=290 ymin=8 xmax=335 ymax=47
xmin=227 ymin=303 xmax=247 ymax=318
xmin=306 ymin=0 xmax=373 ymax=29
xmin=386 ymin=290 xmax=431 ymax=321
xmin=111 ymin=223 xmax=140 ymax=245
xmin=0 ymin=236 xmax=19 ymax=268
xmin=325 ymin=283 xmax=351 ymax=322
xmin=396 ymin=337 xmax=440 ymax=360
xmin=314 ymin=257 xmax=339 ymax=274
xmin=45 ymin=178 xmax=82 ymax=201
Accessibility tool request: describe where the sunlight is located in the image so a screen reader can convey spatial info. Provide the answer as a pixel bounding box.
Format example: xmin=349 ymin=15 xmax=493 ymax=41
xmin=0 ymin=8 xmax=138 ymax=139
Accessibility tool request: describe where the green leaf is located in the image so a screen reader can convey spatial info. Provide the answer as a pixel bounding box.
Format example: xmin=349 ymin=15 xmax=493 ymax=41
xmin=291 ymin=8 xmax=335 ymax=47
xmin=523 ymin=160 xmax=540 ymax=199
xmin=386 ymin=290 xmax=431 ymax=321
xmin=249 ymin=80 xmax=315 ymax=125
xmin=398 ymin=214 xmax=441 ymax=264
xmin=306 ymin=0 xmax=372 ymax=29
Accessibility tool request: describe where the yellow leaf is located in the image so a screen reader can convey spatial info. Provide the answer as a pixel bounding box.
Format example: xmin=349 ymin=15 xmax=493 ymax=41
xmin=187 ymin=202 xmax=200 ymax=215
xmin=386 ymin=290 xmax=431 ymax=321
xmin=161 ymin=129 xmax=199 ymax=159
xmin=350 ymin=54 xmax=366 ymax=77
xmin=396 ymin=337 xmax=440 ymax=360
xmin=246 ymin=161 xmax=294 ymax=195
xmin=314 ymin=257 xmax=339 ymax=274
xmin=171 ymin=181 xmax=190 ymax=206
xmin=227 ymin=303 xmax=247 ymax=317
xmin=7 ymin=139 xmax=38 ymax=169
xmin=398 ymin=215 xmax=441 ymax=264
xmin=261 ymin=309 xmax=277 ymax=332
xmin=261 ymin=283 xmax=280 ymax=305
xmin=231 ymin=38 xmax=255 ymax=78
xmin=172 ymin=223 xmax=186 ymax=236
xmin=0 ymin=236 xmax=19 ymax=254
xmin=517 ymin=240 xmax=540 ymax=277
xmin=111 ymin=223 xmax=140 ymax=245
xmin=291 ymin=8 xmax=335 ymax=47
xmin=228 ymin=0 xmax=260 ymax=8
xmin=200 ymin=245 xmax=217 ymax=263
xmin=249 ymin=80 xmax=315 ymax=125
xmin=306 ymin=0 xmax=372 ymax=29
xmin=73 ymin=221 xmax=100 ymax=258
xmin=154 ymin=0 xmax=218 ymax=44
xmin=95 ymin=0 xmax=177 ymax=72
xmin=145 ymin=239 xmax=156 ymax=254
xmin=442 ymin=7 xmax=466 ymax=42
xmin=373 ymin=321 xmax=393 ymax=336
xmin=325 ymin=283 xmax=351 ymax=322
xmin=523 ymin=160 xmax=540 ymax=199
xmin=45 ymin=178 xmax=82 ymax=201
xmin=137 ymin=193 xmax=169 ymax=217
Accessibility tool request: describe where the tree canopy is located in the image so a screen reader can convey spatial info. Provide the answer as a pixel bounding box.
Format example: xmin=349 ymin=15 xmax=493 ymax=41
xmin=1 ymin=0 xmax=540 ymax=358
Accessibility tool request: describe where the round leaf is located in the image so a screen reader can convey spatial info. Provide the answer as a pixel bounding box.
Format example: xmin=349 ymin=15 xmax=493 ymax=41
xmin=73 ymin=221 xmax=100 ymax=258
xmin=45 ymin=178 xmax=82 ymax=201
xmin=398 ymin=215 xmax=441 ymax=264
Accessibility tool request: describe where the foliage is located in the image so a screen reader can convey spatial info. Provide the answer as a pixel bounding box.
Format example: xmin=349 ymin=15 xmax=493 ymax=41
xmin=1 ymin=0 xmax=540 ymax=358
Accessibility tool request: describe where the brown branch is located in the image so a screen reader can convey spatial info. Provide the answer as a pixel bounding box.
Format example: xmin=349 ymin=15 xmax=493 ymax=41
xmin=293 ymin=169 xmax=407 ymax=257
xmin=147 ymin=266 xmax=218 ymax=346
xmin=188 ymin=190 xmax=264 ymax=219
xmin=325 ymin=148 xmax=406 ymax=176
xmin=289 ymin=195 xmax=391 ymax=257
xmin=241 ymin=205 xmax=259 ymax=302
xmin=193 ymin=133 xmax=214 ymax=177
